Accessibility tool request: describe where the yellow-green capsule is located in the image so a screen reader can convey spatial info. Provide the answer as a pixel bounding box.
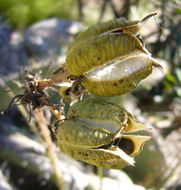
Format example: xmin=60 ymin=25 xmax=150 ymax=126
xmin=82 ymin=53 xmax=161 ymax=96
xmin=63 ymin=13 xmax=161 ymax=97
xmin=65 ymin=13 xmax=157 ymax=76
xmin=66 ymin=32 xmax=149 ymax=76
xmin=70 ymin=13 xmax=157 ymax=47
xmin=56 ymin=98 xmax=151 ymax=169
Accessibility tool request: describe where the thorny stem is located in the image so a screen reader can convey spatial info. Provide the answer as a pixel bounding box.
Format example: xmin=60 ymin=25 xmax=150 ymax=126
xmin=35 ymin=110 xmax=65 ymax=190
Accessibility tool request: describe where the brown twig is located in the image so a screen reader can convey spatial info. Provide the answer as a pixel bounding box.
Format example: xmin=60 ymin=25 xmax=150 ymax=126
xmin=35 ymin=110 xmax=65 ymax=190
xmin=78 ymin=0 xmax=84 ymax=22
xmin=6 ymin=87 xmax=65 ymax=189
xmin=153 ymin=20 xmax=181 ymax=55
xmin=98 ymin=0 xmax=109 ymax=22
xmin=6 ymin=88 xmax=40 ymax=138
xmin=37 ymin=69 xmax=71 ymax=92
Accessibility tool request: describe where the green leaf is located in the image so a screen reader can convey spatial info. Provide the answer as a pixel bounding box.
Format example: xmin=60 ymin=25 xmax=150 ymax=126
xmin=174 ymin=8 xmax=181 ymax=14
xmin=166 ymin=74 xmax=177 ymax=84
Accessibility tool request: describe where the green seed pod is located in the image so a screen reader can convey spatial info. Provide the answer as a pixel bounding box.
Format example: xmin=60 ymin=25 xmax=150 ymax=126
xmin=56 ymin=98 xmax=151 ymax=169
xmin=70 ymin=13 xmax=157 ymax=48
xmin=66 ymin=32 xmax=148 ymax=76
xmin=82 ymin=54 xmax=161 ymax=96
xmin=63 ymin=13 xmax=161 ymax=97
xmin=65 ymin=13 xmax=157 ymax=76
xmin=59 ymin=86 xmax=72 ymax=102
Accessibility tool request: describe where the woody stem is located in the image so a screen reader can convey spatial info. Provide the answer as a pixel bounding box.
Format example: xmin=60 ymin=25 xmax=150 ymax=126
xmin=37 ymin=69 xmax=71 ymax=91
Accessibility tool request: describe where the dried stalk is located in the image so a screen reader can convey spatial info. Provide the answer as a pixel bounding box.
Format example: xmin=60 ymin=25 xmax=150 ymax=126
xmin=5 ymin=88 xmax=40 ymax=138
xmin=6 ymin=88 xmax=65 ymax=190
xmin=97 ymin=167 xmax=103 ymax=190
xmin=35 ymin=110 xmax=65 ymax=190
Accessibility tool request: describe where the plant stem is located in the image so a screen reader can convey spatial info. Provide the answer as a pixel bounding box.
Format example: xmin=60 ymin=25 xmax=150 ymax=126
xmin=97 ymin=167 xmax=103 ymax=190
xmin=7 ymin=89 xmax=65 ymax=190
xmin=35 ymin=110 xmax=65 ymax=190
xmin=6 ymin=88 xmax=40 ymax=137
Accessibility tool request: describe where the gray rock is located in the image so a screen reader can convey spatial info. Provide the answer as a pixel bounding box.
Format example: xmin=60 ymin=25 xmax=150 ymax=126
xmin=89 ymin=170 xmax=145 ymax=190
xmin=0 ymin=23 xmax=28 ymax=79
xmin=0 ymin=122 xmax=92 ymax=190
xmin=24 ymin=18 xmax=83 ymax=58
xmin=0 ymin=170 xmax=13 ymax=190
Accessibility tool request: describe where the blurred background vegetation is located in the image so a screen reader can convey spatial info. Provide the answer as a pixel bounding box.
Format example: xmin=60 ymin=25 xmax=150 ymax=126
xmin=0 ymin=0 xmax=78 ymax=29
xmin=0 ymin=0 xmax=181 ymax=190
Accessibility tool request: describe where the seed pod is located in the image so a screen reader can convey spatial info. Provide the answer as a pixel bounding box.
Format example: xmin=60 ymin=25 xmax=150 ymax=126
xmin=82 ymin=53 xmax=161 ymax=96
xmin=65 ymin=13 xmax=157 ymax=76
xmin=56 ymin=98 xmax=151 ymax=169
xmin=70 ymin=13 xmax=157 ymax=48
xmin=63 ymin=13 xmax=162 ymax=97
xmin=59 ymin=86 xmax=72 ymax=102
xmin=66 ymin=32 xmax=149 ymax=76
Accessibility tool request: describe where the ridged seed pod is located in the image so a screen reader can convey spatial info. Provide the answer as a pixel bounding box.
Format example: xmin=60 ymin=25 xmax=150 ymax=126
xmin=56 ymin=98 xmax=151 ymax=169
xmin=82 ymin=53 xmax=161 ymax=96
xmin=70 ymin=13 xmax=157 ymax=49
xmin=64 ymin=13 xmax=161 ymax=97
xmin=66 ymin=32 xmax=149 ymax=76
xmin=65 ymin=13 xmax=157 ymax=76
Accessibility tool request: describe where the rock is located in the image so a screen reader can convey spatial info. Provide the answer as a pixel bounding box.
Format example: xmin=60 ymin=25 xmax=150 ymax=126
xmin=0 ymin=23 xmax=28 ymax=80
xmin=0 ymin=122 xmax=94 ymax=190
xmin=0 ymin=170 xmax=13 ymax=190
xmin=24 ymin=18 xmax=83 ymax=58
xmin=156 ymin=128 xmax=181 ymax=189
xmin=89 ymin=170 xmax=145 ymax=190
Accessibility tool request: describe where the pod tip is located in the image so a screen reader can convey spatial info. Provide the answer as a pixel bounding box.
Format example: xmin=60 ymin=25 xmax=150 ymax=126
xmin=153 ymin=59 xmax=164 ymax=74
xmin=141 ymin=12 xmax=157 ymax=24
